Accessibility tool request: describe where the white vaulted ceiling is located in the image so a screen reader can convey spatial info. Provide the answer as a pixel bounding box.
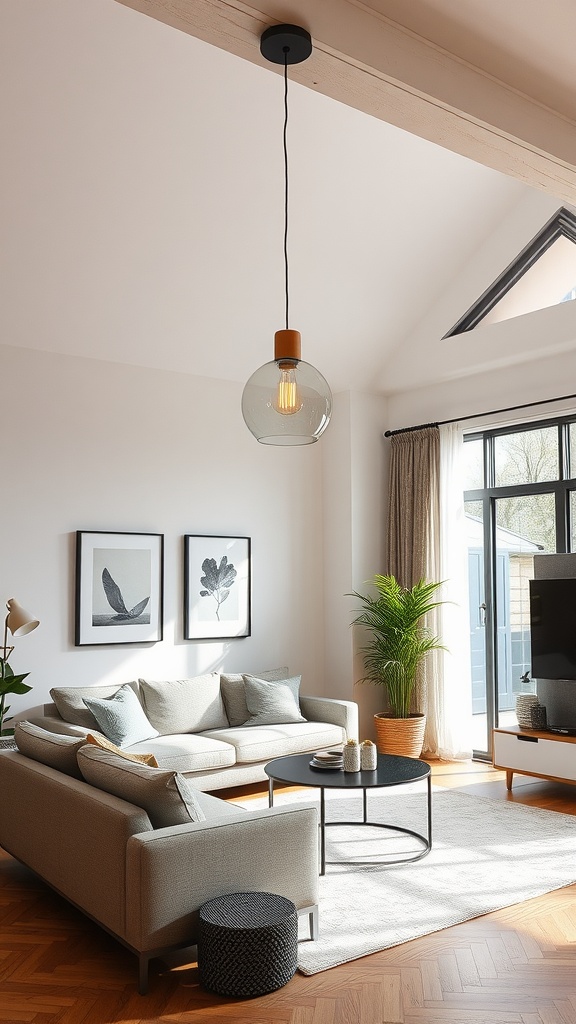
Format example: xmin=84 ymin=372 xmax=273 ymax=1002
xmin=1 ymin=0 xmax=573 ymax=395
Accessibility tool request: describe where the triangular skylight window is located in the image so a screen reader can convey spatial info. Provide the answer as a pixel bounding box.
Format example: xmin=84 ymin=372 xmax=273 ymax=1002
xmin=445 ymin=207 xmax=576 ymax=337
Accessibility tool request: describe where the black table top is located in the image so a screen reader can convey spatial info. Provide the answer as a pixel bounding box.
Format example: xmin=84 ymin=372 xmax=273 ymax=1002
xmin=265 ymin=751 xmax=431 ymax=790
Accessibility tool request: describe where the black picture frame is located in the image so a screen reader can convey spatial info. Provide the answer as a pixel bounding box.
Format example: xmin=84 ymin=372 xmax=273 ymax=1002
xmin=75 ymin=531 xmax=164 ymax=646
xmin=184 ymin=535 xmax=251 ymax=640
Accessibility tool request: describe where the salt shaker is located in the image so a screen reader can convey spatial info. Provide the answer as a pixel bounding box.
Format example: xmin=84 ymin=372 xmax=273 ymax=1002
xmin=361 ymin=739 xmax=377 ymax=770
xmin=343 ymin=738 xmax=360 ymax=772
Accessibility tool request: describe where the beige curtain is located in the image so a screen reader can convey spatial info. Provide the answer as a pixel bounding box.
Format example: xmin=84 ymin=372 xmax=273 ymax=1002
xmin=387 ymin=427 xmax=442 ymax=755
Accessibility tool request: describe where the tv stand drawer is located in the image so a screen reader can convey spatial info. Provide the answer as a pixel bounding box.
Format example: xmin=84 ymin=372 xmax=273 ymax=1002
xmin=493 ymin=729 xmax=576 ymax=782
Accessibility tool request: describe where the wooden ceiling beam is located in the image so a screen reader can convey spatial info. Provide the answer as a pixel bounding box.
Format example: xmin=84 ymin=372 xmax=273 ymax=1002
xmin=114 ymin=0 xmax=576 ymax=205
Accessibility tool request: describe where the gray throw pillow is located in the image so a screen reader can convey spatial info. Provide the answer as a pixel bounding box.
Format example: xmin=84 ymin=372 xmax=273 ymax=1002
xmin=139 ymin=673 xmax=228 ymax=734
xmin=220 ymin=667 xmax=290 ymax=727
xmin=77 ymin=745 xmax=206 ymax=828
xmin=83 ymin=683 xmax=159 ymax=747
xmin=242 ymin=674 xmax=306 ymax=726
xmin=50 ymin=681 xmax=140 ymax=730
xmin=14 ymin=721 xmax=87 ymax=779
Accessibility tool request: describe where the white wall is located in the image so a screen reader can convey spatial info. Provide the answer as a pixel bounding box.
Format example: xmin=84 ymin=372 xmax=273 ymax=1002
xmin=321 ymin=390 xmax=389 ymax=739
xmin=1 ymin=343 xmax=327 ymax=719
xmin=386 ymin=343 xmax=576 ymax=435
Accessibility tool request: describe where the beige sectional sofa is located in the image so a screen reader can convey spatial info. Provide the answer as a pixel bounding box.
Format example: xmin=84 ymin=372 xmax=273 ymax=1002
xmin=0 ymin=673 xmax=357 ymax=992
xmin=0 ymin=745 xmax=319 ymax=993
xmin=28 ymin=670 xmax=358 ymax=791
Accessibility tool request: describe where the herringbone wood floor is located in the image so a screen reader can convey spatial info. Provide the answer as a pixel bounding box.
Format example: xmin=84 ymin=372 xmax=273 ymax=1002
xmin=2 ymin=762 xmax=576 ymax=1023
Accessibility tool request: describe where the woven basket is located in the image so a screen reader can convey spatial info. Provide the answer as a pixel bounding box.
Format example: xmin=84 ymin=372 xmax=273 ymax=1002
xmin=374 ymin=713 xmax=426 ymax=757
xmin=515 ymin=693 xmax=539 ymax=729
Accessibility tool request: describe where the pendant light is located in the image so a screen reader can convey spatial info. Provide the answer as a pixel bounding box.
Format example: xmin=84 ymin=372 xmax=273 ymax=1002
xmin=241 ymin=24 xmax=332 ymax=446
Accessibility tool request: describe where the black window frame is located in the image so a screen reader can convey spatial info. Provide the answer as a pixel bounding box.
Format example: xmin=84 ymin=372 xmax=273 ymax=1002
xmin=445 ymin=207 xmax=576 ymax=338
xmin=464 ymin=412 xmax=576 ymax=759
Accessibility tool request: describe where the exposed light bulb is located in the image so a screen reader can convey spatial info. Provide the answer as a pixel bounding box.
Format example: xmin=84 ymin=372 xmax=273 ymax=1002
xmin=275 ymin=363 xmax=303 ymax=415
xmin=241 ymin=329 xmax=332 ymax=445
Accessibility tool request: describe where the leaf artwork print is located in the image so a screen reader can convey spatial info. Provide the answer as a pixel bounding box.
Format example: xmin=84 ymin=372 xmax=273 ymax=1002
xmin=200 ymin=556 xmax=237 ymax=621
xmin=101 ymin=567 xmax=150 ymax=621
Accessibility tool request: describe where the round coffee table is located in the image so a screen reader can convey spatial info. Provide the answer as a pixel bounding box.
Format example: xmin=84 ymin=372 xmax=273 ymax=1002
xmin=265 ymin=752 xmax=432 ymax=875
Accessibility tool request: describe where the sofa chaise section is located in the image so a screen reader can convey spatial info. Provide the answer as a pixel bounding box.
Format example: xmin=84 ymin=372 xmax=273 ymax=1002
xmin=0 ymin=749 xmax=319 ymax=992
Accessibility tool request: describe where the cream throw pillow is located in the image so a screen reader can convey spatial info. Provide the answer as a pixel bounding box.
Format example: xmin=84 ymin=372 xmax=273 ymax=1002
xmin=86 ymin=733 xmax=158 ymax=767
xmin=139 ymin=673 xmax=228 ymax=734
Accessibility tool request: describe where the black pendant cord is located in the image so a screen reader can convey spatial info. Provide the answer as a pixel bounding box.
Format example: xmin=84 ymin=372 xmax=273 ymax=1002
xmin=283 ymin=50 xmax=289 ymax=331
xmin=384 ymin=391 xmax=576 ymax=437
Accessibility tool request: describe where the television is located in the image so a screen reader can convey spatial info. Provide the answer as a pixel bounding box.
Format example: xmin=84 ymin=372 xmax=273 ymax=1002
xmin=529 ymin=577 xmax=576 ymax=733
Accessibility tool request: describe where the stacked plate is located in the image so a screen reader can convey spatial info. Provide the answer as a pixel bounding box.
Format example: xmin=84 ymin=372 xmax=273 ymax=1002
xmin=310 ymin=748 xmax=344 ymax=770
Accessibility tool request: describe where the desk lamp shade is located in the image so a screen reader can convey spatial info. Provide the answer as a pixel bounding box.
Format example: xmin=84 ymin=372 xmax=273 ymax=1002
xmin=6 ymin=599 xmax=39 ymax=638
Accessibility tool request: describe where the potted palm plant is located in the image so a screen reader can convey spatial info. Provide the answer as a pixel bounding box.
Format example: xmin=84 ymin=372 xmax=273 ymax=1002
xmin=350 ymin=574 xmax=446 ymax=757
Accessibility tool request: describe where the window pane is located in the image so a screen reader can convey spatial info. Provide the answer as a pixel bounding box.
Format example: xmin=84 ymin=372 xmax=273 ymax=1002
xmin=571 ymin=491 xmax=576 ymax=550
xmin=494 ymin=426 xmax=558 ymax=486
xmin=570 ymin=423 xmax=576 ymax=478
xmin=495 ymin=492 xmax=556 ymax=553
xmin=494 ymin=496 xmax=554 ymax=723
xmin=462 ymin=437 xmax=483 ymax=490
xmin=465 ymin=500 xmax=488 ymax=753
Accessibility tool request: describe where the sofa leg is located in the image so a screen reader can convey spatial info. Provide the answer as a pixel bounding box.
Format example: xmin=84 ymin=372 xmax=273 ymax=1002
xmin=298 ymin=904 xmax=319 ymax=941
xmin=138 ymin=953 xmax=150 ymax=995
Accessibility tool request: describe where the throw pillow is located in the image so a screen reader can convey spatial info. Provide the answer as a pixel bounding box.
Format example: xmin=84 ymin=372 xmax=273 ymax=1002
xmin=139 ymin=673 xmax=228 ymax=734
xmin=86 ymin=732 xmax=159 ymax=767
xmin=242 ymin=674 xmax=306 ymax=726
xmin=83 ymin=683 xmax=159 ymax=747
xmin=50 ymin=681 xmax=140 ymax=730
xmin=220 ymin=667 xmax=290 ymax=727
xmin=14 ymin=721 xmax=87 ymax=779
xmin=77 ymin=745 xmax=206 ymax=828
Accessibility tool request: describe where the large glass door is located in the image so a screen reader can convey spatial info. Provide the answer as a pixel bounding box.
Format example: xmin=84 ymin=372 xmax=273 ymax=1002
xmin=464 ymin=419 xmax=575 ymax=759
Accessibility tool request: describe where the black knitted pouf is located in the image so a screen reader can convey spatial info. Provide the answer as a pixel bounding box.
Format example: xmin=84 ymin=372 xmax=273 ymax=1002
xmin=198 ymin=891 xmax=298 ymax=997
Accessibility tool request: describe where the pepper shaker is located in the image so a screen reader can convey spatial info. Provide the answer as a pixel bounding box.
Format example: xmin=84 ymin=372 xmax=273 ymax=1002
xmin=361 ymin=739 xmax=377 ymax=770
xmin=343 ymin=738 xmax=360 ymax=772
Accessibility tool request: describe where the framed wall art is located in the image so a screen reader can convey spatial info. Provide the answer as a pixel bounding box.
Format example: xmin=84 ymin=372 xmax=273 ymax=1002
xmin=75 ymin=531 xmax=164 ymax=646
xmin=184 ymin=535 xmax=251 ymax=641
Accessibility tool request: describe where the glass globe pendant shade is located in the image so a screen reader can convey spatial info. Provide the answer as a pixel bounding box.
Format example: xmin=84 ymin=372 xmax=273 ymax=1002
xmin=242 ymin=330 xmax=332 ymax=445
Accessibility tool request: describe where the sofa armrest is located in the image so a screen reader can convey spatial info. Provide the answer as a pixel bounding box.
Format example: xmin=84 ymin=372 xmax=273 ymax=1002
xmin=125 ymin=803 xmax=319 ymax=952
xmin=299 ymin=695 xmax=358 ymax=741
xmin=24 ymin=715 xmax=96 ymax=738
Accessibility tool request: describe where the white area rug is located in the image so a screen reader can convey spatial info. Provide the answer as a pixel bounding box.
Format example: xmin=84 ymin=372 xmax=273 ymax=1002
xmin=239 ymin=785 xmax=576 ymax=975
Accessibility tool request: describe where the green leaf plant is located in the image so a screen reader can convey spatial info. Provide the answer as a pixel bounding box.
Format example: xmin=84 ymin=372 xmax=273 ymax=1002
xmin=0 ymin=659 xmax=32 ymax=736
xmin=350 ymin=574 xmax=447 ymax=719
xmin=199 ymin=556 xmax=237 ymax=621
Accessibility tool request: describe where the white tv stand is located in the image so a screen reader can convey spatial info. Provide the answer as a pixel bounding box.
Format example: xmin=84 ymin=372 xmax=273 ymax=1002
xmin=493 ymin=726 xmax=576 ymax=790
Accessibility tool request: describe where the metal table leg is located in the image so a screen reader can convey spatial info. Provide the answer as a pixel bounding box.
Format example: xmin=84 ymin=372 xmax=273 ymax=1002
xmin=320 ymin=788 xmax=326 ymax=875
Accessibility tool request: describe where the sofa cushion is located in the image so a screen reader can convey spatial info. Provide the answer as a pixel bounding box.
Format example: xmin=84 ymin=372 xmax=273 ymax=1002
xmin=14 ymin=721 xmax=87 ymax=779
xmin=124 ymin=733 xmax=237 ymax=773
xmin=83 ymin=684 xmax=159 ymax=747
xmin=77 ymin=745 xmax=206 ymax=828
xmin=202 ymin=721 xmax=347 ymax=764
xmin=50 ymin=681 xmax=140 ymax=730
xmin=243 ymin=674 xmax=306 ymax=726
xmin=139 ymin=673 xmax=228 ymax=734
xmin=220 ymin=667 xmax=289 ymax=727
xmin=86 ymin=732 xmax=159 ymax=767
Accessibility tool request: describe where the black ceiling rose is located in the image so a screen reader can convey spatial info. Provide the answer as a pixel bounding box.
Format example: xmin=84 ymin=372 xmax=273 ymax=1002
xmin=260 ymin=24 xmax=312 ymax=65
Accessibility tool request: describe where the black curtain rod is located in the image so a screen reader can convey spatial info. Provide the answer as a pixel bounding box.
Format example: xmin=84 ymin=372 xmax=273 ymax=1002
xmin=384 ymin=391 xmax=576 ymax=438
